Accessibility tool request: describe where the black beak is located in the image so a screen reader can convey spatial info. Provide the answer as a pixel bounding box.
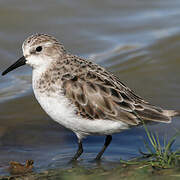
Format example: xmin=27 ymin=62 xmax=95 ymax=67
xmin=2 ymin=56 xmax=26 ymax=76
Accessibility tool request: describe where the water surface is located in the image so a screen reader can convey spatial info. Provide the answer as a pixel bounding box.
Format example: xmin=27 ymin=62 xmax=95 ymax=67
xmin=0 ymin=0 xmax=180 ymax=175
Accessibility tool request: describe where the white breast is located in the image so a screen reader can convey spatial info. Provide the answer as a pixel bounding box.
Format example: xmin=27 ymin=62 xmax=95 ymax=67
xmin=32 ymin=69 xmax=129 ymax=140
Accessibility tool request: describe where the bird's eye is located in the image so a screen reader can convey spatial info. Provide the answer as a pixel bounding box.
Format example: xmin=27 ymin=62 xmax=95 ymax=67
xmin=36 ymin=46 xmax=42 ymax=52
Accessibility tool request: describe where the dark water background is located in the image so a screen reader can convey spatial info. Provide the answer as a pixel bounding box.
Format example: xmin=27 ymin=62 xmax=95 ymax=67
xmin=0 ymin=0 xmax=180 ymax=175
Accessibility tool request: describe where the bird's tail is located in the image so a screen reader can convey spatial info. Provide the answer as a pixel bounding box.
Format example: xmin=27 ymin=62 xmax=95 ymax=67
xmin=163 ymin=110 xmax=180 ymax=117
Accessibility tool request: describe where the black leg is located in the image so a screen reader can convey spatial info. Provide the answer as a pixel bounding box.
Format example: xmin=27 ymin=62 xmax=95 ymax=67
xmin=95 ymin=135 xmax=112 ymax=160
xmin=71 ymin=139 xmax=83 ymax=161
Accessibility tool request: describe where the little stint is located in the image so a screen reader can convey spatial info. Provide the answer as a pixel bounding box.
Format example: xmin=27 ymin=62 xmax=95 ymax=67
xmin=2 ymin=34 xmax=180 ymax=161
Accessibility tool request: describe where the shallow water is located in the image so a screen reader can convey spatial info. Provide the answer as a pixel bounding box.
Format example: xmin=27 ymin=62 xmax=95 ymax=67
xmin=0 ymin=0 xmax=180 ymax=175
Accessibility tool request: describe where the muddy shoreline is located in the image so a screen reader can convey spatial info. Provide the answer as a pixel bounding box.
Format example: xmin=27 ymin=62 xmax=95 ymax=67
xmin=1 ymin=162 xmax=180 ymax=180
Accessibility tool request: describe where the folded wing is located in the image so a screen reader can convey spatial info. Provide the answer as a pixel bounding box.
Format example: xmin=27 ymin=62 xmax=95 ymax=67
xmin=62 ymin=70 xmax=171 ymax=125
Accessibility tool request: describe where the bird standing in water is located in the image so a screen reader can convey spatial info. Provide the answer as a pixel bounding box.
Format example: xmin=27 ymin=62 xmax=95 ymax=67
xmin=2 ymin=34 xmax=180 ymax=161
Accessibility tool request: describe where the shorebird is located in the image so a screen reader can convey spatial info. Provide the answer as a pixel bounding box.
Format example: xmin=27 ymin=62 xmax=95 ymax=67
xmin=2 ymin=34 xmax=180 ymax=161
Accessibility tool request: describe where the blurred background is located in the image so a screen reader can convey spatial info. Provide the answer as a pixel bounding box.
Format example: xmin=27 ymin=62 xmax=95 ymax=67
xmin=0 ymin=0 xmax=180 ymax=175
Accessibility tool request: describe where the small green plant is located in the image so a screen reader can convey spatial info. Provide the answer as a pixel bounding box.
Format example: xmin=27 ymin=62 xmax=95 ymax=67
xmin=140 ymin=122 xmax=180 ymax=168
xmin=120 ymin=122 xmax=180 ymax=169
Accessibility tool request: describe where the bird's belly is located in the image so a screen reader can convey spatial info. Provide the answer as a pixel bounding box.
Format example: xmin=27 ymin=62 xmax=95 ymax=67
xmin=34 ymin=91 xmax=129 ymax=138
